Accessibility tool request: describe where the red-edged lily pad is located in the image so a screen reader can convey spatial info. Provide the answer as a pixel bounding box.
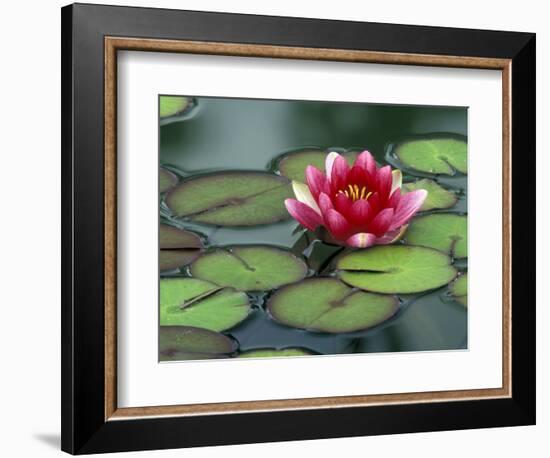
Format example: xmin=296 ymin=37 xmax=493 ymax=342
xmin=394 ymin=137 xmax=467 ymax=175
xmin=160 ymin=278 xmax=251 ymax=331
xmin=237 ymin=348 xmax=315 ymax=358
xmin=404 ymin=213 xmax=467 ymax=258
xmin=160 ymin=224 xmax=202 ymax=272
xmin=277 ymin=149 xmax=358 ymax=182
xmin=403 ymin=179 xmax=457 ymax=211
xmin=450 ymin=273 xmax=468 ymax=306
xmin=336 ymin=245 xmax=457 ymax=294
xmin=166 ymin=172 xmax=293 ymax=226
xmin=190 ymin=246 xmax=308 ymax=291
xmin=267 ymin=278 xmax=399 ymax=333
xmin=160 ymin=168 xmax=178 ymax=193
xmin=159 ymin=326 xmax=237 ymax=361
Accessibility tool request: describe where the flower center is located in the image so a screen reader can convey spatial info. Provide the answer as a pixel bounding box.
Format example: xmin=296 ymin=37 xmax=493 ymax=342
xmin=340 ymin=184 xmax=372 ymax=202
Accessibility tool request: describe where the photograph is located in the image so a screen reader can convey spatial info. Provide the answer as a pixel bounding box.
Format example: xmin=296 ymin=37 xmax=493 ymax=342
xmin=56 ymin=3 xmax=537 ymax=453
xmin=158 ymin=95 xmax=468 ymax=362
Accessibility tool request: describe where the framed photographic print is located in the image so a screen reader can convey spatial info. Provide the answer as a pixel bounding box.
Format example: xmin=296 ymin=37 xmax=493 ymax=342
xmin=61 ymin=3 xmax=536 ymax=454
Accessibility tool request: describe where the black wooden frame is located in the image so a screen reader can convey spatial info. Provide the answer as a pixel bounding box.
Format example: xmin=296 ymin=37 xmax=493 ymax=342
xmin=61 ymin=3 xmax=536 ymax=454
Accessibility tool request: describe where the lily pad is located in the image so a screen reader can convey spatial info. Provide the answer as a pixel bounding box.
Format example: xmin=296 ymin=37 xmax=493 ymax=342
xmin=159 ymin=326 xmax=237 ymax=361
xmin=395 ymin=137 xmax=467 ymax=175
xmin=190 ymin=246 xmax=308 ymax=291
xmin=160 ymin=278 xmax=250 ymax=331
xmin=277 ymin=149 xmax=358 ymax=182
xmin=267 ymin=278 xmax=399 ymax=333
xmin=160 ymin=224 xmax=202 ymax=249
xmin=160 ymin=225 xmax=202 ymax=271
xmin=166 ymin=172 xmax=293 ymax=226
xmin=405 ymin=213 xmax=467 ymax=258
xmin=160 ymin=250 xmax=200 ymax=272
xmin=237 ymin=348 xmax=315 ymax=358
xmin=450 ymin=273 xmax=468 ymax=306
xmin=160 ymin=96 xmax=190 ymax=118
xmin=337 ymin=245 xmax=457 ymax=294
xmin=160 ymin=168 xmax=178 ymax=193
xmin=403 ymin=179 xmax=457 ymax=211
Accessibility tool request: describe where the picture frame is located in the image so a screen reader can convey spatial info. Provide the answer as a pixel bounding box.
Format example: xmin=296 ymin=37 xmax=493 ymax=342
xmin=61 ymin=3 xmax=536 ymax=454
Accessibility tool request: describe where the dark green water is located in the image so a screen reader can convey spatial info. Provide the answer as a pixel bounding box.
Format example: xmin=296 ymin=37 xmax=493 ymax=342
xmin=160 ymin=96 xmax=467 ymax=356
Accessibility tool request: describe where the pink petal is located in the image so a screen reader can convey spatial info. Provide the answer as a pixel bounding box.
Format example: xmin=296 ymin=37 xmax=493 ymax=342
xmin=285 ymin=199 xmax=323 ymax=231
xmin=391 ymin=170 xmax=403 ymax=194
xmin=368 ymin=192 xmax=381 ymax=214
xmin=305 ymin=166 xmax=330 ymax=199
xmin=347 ymin=165 xmax=368 ymax=187
xmin=389 ymin=189 xmax=428 ymax=230
xmin=376 ymin=165 xmax=392 ymax=201
xmin=325 ymin=208 xmax=353 ymax=241
xmin=318 ymin=192 xmax=334 ymax=215
xmin=292 ymin=180 xmax=321 ymax=215
xmin=387 ymin=188 xmax=401 ymax=209
xmin=375 ymin=225 xmax=408 ymax=245
xmin=368 ymin=208 xmax=395 ymax=236
xmin=346 ymin=233 xmax=377 ymax=248
xmin=348 ymin=199 xmax=372 ymax=227
xmin=355 ymin=150 xmax=377 ymax=177
xmin=330 ymin=155 xmax=350 ymax=193
xmin=334 ymin=192 xmax=353 ymax=217
xmin=325 ymin=152 xmax=340 ymax=178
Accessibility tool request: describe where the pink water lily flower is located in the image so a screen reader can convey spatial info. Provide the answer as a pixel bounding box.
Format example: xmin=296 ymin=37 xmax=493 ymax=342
xmin=285 ymin=151 xmax=427 ymax=248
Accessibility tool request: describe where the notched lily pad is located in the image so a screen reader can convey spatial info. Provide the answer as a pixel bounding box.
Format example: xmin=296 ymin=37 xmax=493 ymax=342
xmin=166 ymin=172 xmax=293 ymax=226
xmin=403 ymin=179 xmax=457 ymax=211
xmin=394 ymin=137 xmax=467 ymax=175
xmin=405 ymin=213 xmax=467 ymax=258
xmin=160 ymin=168 xmax=178 ymax=193
xmin=159 ymin=326 xmax=237 ymax=361
xmin=160 ymin=250 xmax=200 ymax=272
xmin=450 ymin=273 xmax=468 ymax=306
xmin=267 ymin=278 xmax=399 ymax=333
xmin=160 ymin=225 xmax=203 ymax=272
xmin=237 ymin=348 xmax=315 ymax=358
xmin=160 ymin=224 xmax=202 ymax=249
xmin=336 ymin=245 xmax=457 ymax=294
xmin=160 ymin=96 xmax=190 ymax=118
xmin=277 ymin=149 xmax=358 ymax=182
xmin=190 ymin=246 xmax=308 ymax=291
xmin=160 ymin=278 xmax=251 ymax=331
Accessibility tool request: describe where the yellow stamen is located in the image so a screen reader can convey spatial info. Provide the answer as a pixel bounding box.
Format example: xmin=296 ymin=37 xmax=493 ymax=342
xmin=339 ymin=184 xmax=371 ymax=202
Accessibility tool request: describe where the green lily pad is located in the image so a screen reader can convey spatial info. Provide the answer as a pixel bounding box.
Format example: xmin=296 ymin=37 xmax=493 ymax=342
xmin=166 ymin=172 xmax=293 ymax=226
xmin=160 ymin=278 xmax=250 ymax=331
xmin=159 ymin=326 xmax=237 ymax=361
xmin=450 ymin=273 xmax=468 ymax=306
xmin=403 ymin=179 xmax=457 ymax=211
xmin=395 ymin=137 xmax=467 ymax=175
xmin=237 ymin=348 xmax=315 ymax=358
xmin=336 ymin=245 xmax=457 ymax=294
xmin=160 ymin=226 xmax=202 ymax=272
xmin=267 ymin=278 xmax=399 ymax=333
xmin=190 ymin=246 xmax=308 ymax=291
xmin=405 ymin=213 xmax=467 ymax=258
xmin=277 ymin=149 xmax=358 ymax=182
xmin=160 ymin=96 xmax=190 ymax=118
xmin=160 ymin=224 xmax=202 ymax=249
xmin=160 ymin=168 xmax=178 ymax=193
xmin=160 ymin=250 xmax=200 ymax=272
